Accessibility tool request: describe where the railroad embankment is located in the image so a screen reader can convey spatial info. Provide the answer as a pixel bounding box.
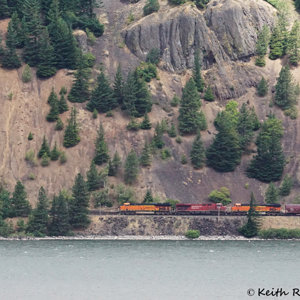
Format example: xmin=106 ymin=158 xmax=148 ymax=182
xmin=85 ymin=215 xmax=300 ymax=236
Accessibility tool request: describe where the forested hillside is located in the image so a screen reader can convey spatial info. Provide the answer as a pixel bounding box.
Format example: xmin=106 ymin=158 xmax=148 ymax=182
xmin=1 ymin=0 xmax=300 ymax=236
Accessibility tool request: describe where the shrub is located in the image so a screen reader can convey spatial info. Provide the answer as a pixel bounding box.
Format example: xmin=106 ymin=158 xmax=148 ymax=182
xmin=258 ymin=228 xmax=300 ymax=239
xmin=161 ymin=148 xmax=171 ymax=160
xmin=181 ymin=154 xmax=187 ymax=164
xmin=93 ymin=190 xmax=112 ymax=208
xmin=92 ymin=109 xmax=98 ymax=119
xmin=146 ymin=48 xmax=160 ymax=65
xmin=115 ymin=184 xmax=135 ymax=204
xmin=83 ymin=52 xmax=96 ymax=68
xmin=171 ymin=95 xmax=180 ymax=107
xmin=28 ymin=132 xmax=34 ymax=140
xmin=127 ymin=118 xmax=140 ymax=131
xmin=28 ymin=173 xmax=36 ymax=180
xmin=284 ymin=107 xmax=298 ymax=119
xmin=185 ymin=229 xmax=200 ymax=239
xmin=86 ymin=28 xmax=96 ymax=45
xmin=22 ymin=65 xmax=32 ymax=83
xmin=41 ymin=153 xmax=50 ymax=167
xmin=208 ymin=187 xmax=231 ymax=205
xmin=25 ymin=150 xmax=37 ymax=167
xmin=136 ymin=62 xmax=157 ymax=82
xmin=143 ymin=0 xmax=160 ymax=16
xmin=176 ymin=137 xmax=182 ymax=144
xmin=60 ymin=151 xmax=67 ymax=164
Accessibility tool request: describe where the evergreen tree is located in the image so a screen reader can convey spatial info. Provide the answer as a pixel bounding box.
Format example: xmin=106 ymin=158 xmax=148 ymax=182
xmin=55 ymin=118 xmax=64 ymax=130
xmin=269 ymin=25 xmax=285 ymax=60
xmin=87 ymin=71 xmax=117 ymax=112
xmin=36 ymin=28 xmax=57 ymax=79
xmin=265 ymin=182 xmax=279 ymax=204
xmin=113 ymin=64 xmax=124 ymax=106
xmin=143 ymin=190 xmax=153 ymax=203
xmin=46 ymin=92 xmax=60 ymax=122
xmin=0 ymin=188 xmax=13 ymax=219
xmin=63 ymin=107 xmax=80 ymax=147
xmin=237 ymin=104 xmax=256 ymax=151
xmin=124 ymin=150 xmax=139 ymax=185
xmin=86 ymin=161 xmax=100 ymax=191
xmin=239 ymin=192 xmax=260 ymax=238
xmin=8 ymin=12 xmax=24 ymax=48
xmin=58 ymin=94 xmax=69 ymax=113
xmin=0 ymin=0 xmax=10 ymax=19
xmin=279 ymin=175 xmax=293 ymax=196
xmin=50 ymin=142 xmax=60 ymax=161
xmin=6 ymin=16 xmax=18 ymax=49
xmin=123 ymin=71 xmax=152 ymax=117
xmin=255 ymin=25 xmax=270 ymax=67
xmin=203 ymin=86 xmax=214 ymax=101
xmin=140 ymin=142 xmax=151 ymax=166
xmin=257 ymin=76 xmax=268 ymax=97
xmin=108 ymin=152 xmax=121 ymax=176
xmin=206 ymin=113 xmax=241 ymax=172
xmin=247 ymin=115 xmax=285 ymax=182
xmin=143 ymin=0 xmax=160 ymax=16
xmin=94 ymin=123 xmax=109 ymax=165
xmin=168 ymin=123 xmax=177 ymax=138
xmin=190 ymin=131 xmax=205 ymax=169
xmin=193 ymin=49 xmax=205 ymax=93
xmin=68 ymin=55 xmax=90 ymax=103
xmin=140 ymin=113 xmax=152 ymax=130
xmin=47 ymin=87 xmax=58 ymax=106
xmin=152 ymin=123 xmax=164 ymax=149
xmin=41 ymin=152 xmax=50 ymax=166
xmin=69 ymin=173 xmax=90 ymax=229
xmin=274 ymin=66 xmax=297 ymax=110
xmin=27 ymin=187 xmax=49 ymax=236
xmin=48 ymin=193 xmax=70 ymax=236
xmin=178 ymin=78 xmax=206 ymax=134
xmin=1 ymin=47 xmax=21 ymax=69
xmin=38 ymin=136 xmax=51 ymax=158
xmin=287 ymin=21 xmax=300 ymax=65
xmin=11 ymin=181 xmax=31 ymax=217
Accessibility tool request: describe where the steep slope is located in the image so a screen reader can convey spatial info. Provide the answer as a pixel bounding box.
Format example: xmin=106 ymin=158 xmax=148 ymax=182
xmin=0 ymin=0 xmax=300 ymax=207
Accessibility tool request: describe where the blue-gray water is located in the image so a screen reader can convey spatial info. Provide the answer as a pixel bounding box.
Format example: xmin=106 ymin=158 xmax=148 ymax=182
xmin=0 ymin=240 xmax=299 ymax=300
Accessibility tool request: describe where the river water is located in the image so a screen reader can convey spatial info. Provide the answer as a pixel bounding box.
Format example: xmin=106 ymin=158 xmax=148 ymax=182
xmin=0 ymin=240 xmax=299 ymax=300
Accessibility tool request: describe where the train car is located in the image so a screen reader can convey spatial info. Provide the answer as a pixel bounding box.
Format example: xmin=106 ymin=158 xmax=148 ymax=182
xmin=119 ymin=203 xmax=172 ymax=214
xmin=285 ymin=204 xmax=300 ymax=215
xmin=231 ymin=203 xmax=281 ymax=215
xmin=175 ymin=203 xmax=227 ymax=215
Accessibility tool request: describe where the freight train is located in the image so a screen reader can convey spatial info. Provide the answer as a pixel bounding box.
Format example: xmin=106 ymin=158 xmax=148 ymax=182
xmin=115 ymin=203 xmax=300 ymax=216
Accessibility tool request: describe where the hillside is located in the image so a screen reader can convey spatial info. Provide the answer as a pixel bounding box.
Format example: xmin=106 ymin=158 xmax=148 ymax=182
xmin=0 ymin=0 xmax=300 ymax=208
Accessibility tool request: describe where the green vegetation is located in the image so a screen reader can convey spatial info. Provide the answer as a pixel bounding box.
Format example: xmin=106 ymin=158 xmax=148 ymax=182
xmin=140 ymin=142 xmax=152 ymax=167
xmin=63 ymin=108 xmax=80 ymax=148
xmin=38 ymin=136 xmax=51 ymax=158
xmin=208 ymin=187 xmax=231 ymax=205
xmin=259 ymin=228 xmax=300 ymax=239
xmin=124 ymin=150 xmax=139 ymax=184
xmin=193 ymin=50 xmax=205 ymax=93
xmin=279 ymin=175 xmax=293 ymax=196
xmin=11 ymin=181 xmax=31 ymax=217
xmin=239 ymin=192 xmax=260 ymax=238
xmin=255 ymin=25 xmax=270 ymax=67
xmin=185 ymin=229 xmax=200 ymax=239
xmin=265 ymin=182 xmax=279 ymax=204
xmin=257 ymin=77 xmax=268 ymax=97
xmin=108 ymin=152 xmax=121 ymax=176
xmin=143 ymin=0 xmax=160 ymax=16
xmin=22 ymin=64 xmax=32 ymax=82
xmin=204 ymin=86 xmax=214 ymax=102
xmin=94 ymin=123 xmax=109 ymax=165
xmin=143 ymin=190 xmax=154 ymax=203
xmin=190 ymin=131 xmax=205 ymax=169
xmin=140 ymin=113 xmax=152 ymax=130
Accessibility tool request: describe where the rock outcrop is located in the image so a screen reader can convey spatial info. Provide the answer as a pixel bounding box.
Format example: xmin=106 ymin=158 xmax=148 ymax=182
xmin=123 ymin=0 xmax=276 ymax=72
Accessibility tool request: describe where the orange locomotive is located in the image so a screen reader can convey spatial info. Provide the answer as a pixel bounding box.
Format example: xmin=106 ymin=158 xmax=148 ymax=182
xmin=231 ymin=203 xmax=281 ymax=215
xmin=119 ymin=203 xmax=172 ymax=214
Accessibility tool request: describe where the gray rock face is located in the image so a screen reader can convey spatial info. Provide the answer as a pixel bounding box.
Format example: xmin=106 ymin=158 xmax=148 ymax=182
xmin=122 ymin=0 xmax=276 ymax=72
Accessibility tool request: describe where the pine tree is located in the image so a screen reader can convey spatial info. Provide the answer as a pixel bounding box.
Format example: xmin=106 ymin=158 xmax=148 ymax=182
xmin=269 ymin=25 xmax=285 ymax=60
xmin=190 ymin=131 xmax=205 ymax=169
xmin=239 ymin=192 xmax=260 ymax=238
xmin=1 ymin=47 xmax=21 ymax=69
xmin=55 ymin=118 xmax=64 ymax=130
xmin=68 ymin=55 xmax=90 ymax=103
xmin=193 ymin=49 xmax=205 ymax=93
xmin=124 ymin=150 xmax=139 ymax=184
xmin=69 ymin=173 xmax=90 ymax=229
xmin=279 ymin=175 xmax=293 ymax=196
xmin=94 ymin=123 xmax=109 ymax=165
xmin=178 ymin=78 xmax=206 ymax=134
xmin=8 ymin=12 xmax=24 ymax=48
xmin=41 ymin=152 xmax=50 ymax=166
xmin=152 ymin=123 xmax=164 ymax=149
xmin=203 ymin=86 xmax=214 ymax=101
xmin=257 ymin=77 xmax=268 ymax=97
xmin=87 ymin=161 xmax=100 ymax=191
xmin=11 ymin=181 xmax=31 ymax=217
xmin=274 ymin=66 xmax=297 ymax=110
xmin=288 ymin=21 xmax=300 ymax=66
xmin=237 ymin=104 xmax=255 ymax=151
xmin=265 ymin=183 xmax=279 ymax=204
xmin=0 ymin=0 xmax=10 ymax=19
xmin=63 ymin=107 xmax=80 ymax=147
xmin=58 ymin=94 xmax=69 ymax=113
xmin=27 ymin=187 xmax=49 ymax=236
xmin=255 ymin=25 xmax=270 ymax=67
xmin=113 ymin=64 xmax=124 ymax=106
xmin=168 ymin=123 xmax=177 ymax=138
xmin=140 ymin=113 xmax=152 ymax=130
xmin=247 ymin=115 xmax=285 ymax=182
xmin=47 ymin=87 xmax=58 ymax=106
xmin=38 ymin=136 xmax=51 ymax=158
xmin=140 ymin=142 xmax=151 ymax=166
xmin=206 ymin=113 xmax=241 ymax=172
xmin=87 ymin=71 xmax=117 ymax=112
xmin=108 ymin=152 xmax=121 ymax=176
xmin=143 ymin=190 xmax=154 ymax=203
xmin=46 ymin=92 xmax=59 ymax=122
xmin=48 ymin=193 xmax=70 ymax=236
xmin=50 ymin=142 xmax=60 ymax=161
xmin=36 ymin=28 xmax=57 ymax=79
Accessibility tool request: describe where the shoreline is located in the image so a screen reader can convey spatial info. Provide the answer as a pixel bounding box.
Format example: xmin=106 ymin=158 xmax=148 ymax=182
xmin=0 ymin=235 xmax=295 ymax=241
